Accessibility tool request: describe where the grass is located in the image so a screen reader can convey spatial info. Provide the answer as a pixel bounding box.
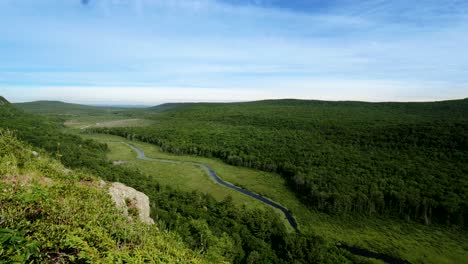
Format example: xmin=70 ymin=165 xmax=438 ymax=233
xmin=93 ymin=118 xmax=155 ymax=128
xmin=65 ymin=116 xmax=154 ymax=129
xmin=79 ymin=132 xmax=468 ymax=264
xmin=80 ymin=133 xmax=296 ymax=231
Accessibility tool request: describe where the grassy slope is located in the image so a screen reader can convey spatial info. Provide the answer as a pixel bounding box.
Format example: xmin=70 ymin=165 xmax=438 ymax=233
xmin=0 ymin=131 xmax=210 ymax=263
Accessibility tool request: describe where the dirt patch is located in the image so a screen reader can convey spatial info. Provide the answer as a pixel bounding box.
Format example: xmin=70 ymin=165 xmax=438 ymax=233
xmin=2 ymin=174 xmax=53 ymax=186
xmin=38 ymin=177 xmax=54 ymax=186
xmin=2 ymin=174 xmax=32 ymax=186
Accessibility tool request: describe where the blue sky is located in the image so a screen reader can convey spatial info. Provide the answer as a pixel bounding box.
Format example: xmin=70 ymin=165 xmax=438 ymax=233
xmin=0 ymin=0 xmax=467 ymax=104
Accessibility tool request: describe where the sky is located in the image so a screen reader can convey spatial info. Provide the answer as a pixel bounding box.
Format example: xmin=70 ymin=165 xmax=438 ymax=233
xmin=0 ymin=0 xmax=467 ymax=104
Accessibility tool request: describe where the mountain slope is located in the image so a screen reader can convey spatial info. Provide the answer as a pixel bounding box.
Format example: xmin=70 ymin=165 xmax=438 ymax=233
xmin=14 ymin=100 xmax=126 ymax=116
xmin=1 ymin=97 xmax=111 ymax=169
xmin=0 ymin=130 xmax=209 ymax=263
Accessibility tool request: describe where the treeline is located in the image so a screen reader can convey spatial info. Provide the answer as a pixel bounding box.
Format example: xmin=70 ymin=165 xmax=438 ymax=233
xmin=90 ymin=99 xmax=468 ymax=228
xmin=0 ymin=98 xmax=364 ymax=262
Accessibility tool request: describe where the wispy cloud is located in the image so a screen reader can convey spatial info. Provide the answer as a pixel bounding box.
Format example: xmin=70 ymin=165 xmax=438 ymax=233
xmin=0 ymin=0 xmax=467 ymax=102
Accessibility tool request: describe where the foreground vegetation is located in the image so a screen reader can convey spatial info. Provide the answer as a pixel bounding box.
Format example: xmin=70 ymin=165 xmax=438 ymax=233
xmin=0 ymin=130 xmax=207 ymax=263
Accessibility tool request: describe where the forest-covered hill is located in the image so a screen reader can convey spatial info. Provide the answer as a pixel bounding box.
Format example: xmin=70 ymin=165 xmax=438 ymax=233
xmin=93 ymin=98 xmax=468 ymax=228
xmin=14 ymin=100 xmax=127 ymax=116
xmin=1 ymin=98 xmax=364 ymax=263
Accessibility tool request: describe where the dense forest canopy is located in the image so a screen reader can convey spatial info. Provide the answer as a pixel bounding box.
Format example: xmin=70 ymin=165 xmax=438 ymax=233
xmin=0 ymin=97 xmax=366 ymax=263
xmin=91 ymin=99 xmax=468 ymax=228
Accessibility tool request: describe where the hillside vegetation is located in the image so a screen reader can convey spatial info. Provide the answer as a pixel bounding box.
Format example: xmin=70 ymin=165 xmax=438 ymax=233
xmin=0 ymin=130 xmax=209 ymax=263
xmin=1 ymin=97 xmax=365 ymax=263
xmin=91 ymin=99 xmax=468 ymax=228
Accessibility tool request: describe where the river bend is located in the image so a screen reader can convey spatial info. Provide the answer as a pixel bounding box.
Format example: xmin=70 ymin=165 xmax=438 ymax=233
xmin=123 ymin=142 xmax=299 ymax=231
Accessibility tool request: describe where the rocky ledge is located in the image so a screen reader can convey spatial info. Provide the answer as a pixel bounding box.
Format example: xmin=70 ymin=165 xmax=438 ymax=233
xmin=108 ymin=182 xmax=155 ymax=224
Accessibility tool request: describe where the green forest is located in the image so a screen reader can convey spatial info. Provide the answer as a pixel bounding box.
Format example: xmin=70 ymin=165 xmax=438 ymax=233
xmin=0 ymin=98 xmax=366 ymax=262
xmin=90 ymin=99 xmax=468 ymax=228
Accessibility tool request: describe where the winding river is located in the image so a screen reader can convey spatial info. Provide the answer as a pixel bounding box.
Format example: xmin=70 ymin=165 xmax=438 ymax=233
xmin=123 ymin=142 xmax=410 ymax=264
xmin=123 ymin=142 xmax=299 ymax=231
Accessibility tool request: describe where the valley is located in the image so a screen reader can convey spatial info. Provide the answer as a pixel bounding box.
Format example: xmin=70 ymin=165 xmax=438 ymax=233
xmin=18 ymin=99 xmax=468 ymax=263
xmin=1 ymin=97 xmax=467 ymax=263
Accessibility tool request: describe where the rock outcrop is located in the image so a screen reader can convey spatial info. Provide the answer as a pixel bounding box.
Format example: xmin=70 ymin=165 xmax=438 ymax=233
xmin=112 ymin=160 xmax=127 ymax=165
xmin=108 ymin=182 xmax=154 ymax=224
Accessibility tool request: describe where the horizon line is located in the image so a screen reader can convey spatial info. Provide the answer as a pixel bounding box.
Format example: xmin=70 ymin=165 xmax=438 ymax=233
xmin=6 ymin=96 xmax=468 ymax=107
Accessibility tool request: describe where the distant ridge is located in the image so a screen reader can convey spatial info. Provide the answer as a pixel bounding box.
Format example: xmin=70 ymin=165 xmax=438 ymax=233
xmin=149 ymin=103 xmax=196 ymax=112
xmin=15 ymin=100 xmax=106 ymax=109
xmin=14 ymin=100 xmax=127 ymax=115
xmin=151 ymin=98 xmax=468 ymax=108
xmin=148 ymin=98 xmax=468 ymax=119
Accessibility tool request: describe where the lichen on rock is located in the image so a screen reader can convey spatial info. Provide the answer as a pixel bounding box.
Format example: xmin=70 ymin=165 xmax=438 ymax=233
xmin=112 ymin=160 xmax=127 ymax=165
xmin=108 ymin=182 xmax=154 ymax=224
